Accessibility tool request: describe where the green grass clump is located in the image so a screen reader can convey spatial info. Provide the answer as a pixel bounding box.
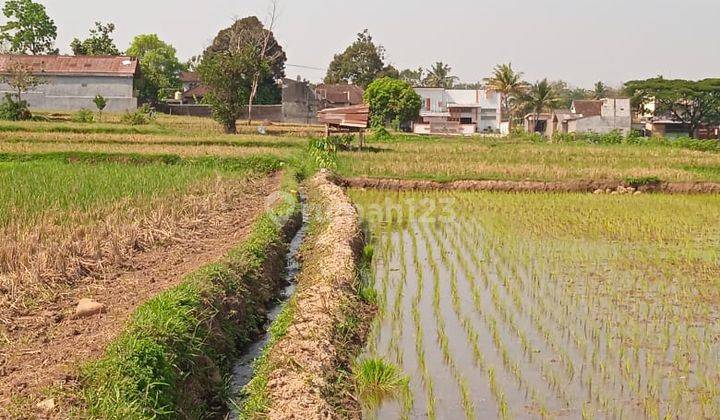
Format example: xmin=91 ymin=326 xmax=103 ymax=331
xmin=352 ymin=358 xmax=409 ymax=410
xmin=80 ymin=171 xmax=300 ymax=419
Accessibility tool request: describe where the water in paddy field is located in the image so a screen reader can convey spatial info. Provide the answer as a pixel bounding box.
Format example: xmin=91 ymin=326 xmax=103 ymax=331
xmin=361 ymin=209 xmax=720 ymax=420
xmin=228 ymin=197 xmax=309 ymax=417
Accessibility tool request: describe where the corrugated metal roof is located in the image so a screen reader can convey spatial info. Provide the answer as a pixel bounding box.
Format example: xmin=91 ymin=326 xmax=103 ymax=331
xmin=179 ymin=71 xmax=200 ymax=83
xmin=571 ymin=100 xmax=603 ymax=117
xmin=315 ymin=84 xmax=364 ymax=105
xmin=0 ymin=55 xmax=139 ymax=77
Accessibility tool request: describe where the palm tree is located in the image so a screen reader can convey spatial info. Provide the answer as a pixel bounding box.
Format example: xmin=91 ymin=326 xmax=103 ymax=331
xmin=521 ymin=79 xmax=563 ymax=133
xmin=423 ymin=62 xmax=458 ymax=88
xmin=592 ymin=81 xmax=608 ymax=99
xmin=483 ymin=63 xmax=529 ymax=129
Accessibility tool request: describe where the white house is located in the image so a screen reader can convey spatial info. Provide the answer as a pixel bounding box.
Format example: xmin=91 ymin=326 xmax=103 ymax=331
xmin=413 ymin=87 xmax=501 ymax=135
xmin=0 ymin=55 xmax=139 ymax=112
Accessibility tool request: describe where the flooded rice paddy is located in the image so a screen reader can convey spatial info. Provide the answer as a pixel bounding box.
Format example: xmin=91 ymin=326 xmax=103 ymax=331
xmin=351 ymin=189 xmax=720 ymax=419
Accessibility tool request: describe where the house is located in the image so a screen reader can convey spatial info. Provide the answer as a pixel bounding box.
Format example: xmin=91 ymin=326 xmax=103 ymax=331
xmin=635 ymin=98 xmax=719 ymax=139
xmin=281 ymin=77 xmax=322 ymax=124
xmin=413 ymin=87 xmax=501 ymax=135
xmin=525 ymin=98 xmax=631 ymax=136
xmin=314 ymin=84 xmax=364 ymax=108
xmin=0 ymin=55 xmax=139 ymax=111
xmin=178 ymin=71 xmax=208 ymax=104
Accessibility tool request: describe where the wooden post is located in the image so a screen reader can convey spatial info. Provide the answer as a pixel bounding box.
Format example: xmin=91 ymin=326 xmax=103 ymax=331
xmin=325 ymin=124 xmax=330 ymax=139
xmin=358 ymin=130 xmax=365 ymax=151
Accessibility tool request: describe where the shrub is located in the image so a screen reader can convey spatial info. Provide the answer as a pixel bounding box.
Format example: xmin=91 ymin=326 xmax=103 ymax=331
xmin=72 ymin=108 xmax=95 ymax=123
xmin=352 ymin=358 xmax=409 ymax=409
xmin=0 ymin=94 xmax=32 ymax=121
xmin=364 ymin=77 xmax=421 ymax=128
xmin=372 ymin=126 xmax=392 ymax=141
xmin=121 ymin=104 xmax=156 ymax=125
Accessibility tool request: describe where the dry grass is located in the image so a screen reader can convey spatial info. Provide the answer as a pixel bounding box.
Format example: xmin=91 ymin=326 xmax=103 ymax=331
xmin=0 ymin=165 xmax=269 ymax=330
xmin=339 ymin=138 xmax=720 ymax=182
xmin=0 ymin=140 xmax=299 ymax=159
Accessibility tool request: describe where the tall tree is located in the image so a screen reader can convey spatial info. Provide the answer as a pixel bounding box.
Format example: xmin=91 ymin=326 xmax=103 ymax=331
xmin=127 ymin=34 xmax=185 ymax=103
xmin=399 ymin=67 xmax=424 ymax=87
xmin=199 ymin=12 xmax=286 ymax=133
xmin=483 ymin=63 xmax=528 ymax=128
xmin=423 ymin=62 xmax=457 ymax=88
xmin=624 ymin=78 xmax=720 ymax=138
xmin=205 ymin=12 xmax=286 ymax=124
xmin=1 ymin=60 xmax=44 ymax=100
xmin=592 ymin=81 xmax=608 ymax=99
xmin=521 ymin=79 xmax=563 ymax=132
xmin=324 ymin=30 xmax=386 ymax=88
xmin=0 ymin=0 xmax=58 ymax=55
xmin=71 ymin=22 xmax=121 ymax=56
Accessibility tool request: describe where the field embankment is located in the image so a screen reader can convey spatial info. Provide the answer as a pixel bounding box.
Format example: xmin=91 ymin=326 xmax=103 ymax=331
xmin=239 ymin=171 xmax=373 ymax=419
xmin=339 ymin=176 xmax=720 ymax=194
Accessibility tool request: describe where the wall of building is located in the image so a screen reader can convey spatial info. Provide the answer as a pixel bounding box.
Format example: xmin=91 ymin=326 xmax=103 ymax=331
xmin=415 ymin=88 xmax=501 ymax=133
xmin=568 ymin=115 xmax=632 ymax=135
xmin=281 ymin=79 xmax=320 ymax=124
xmin=0 ymin=75 xmax=137 ymax=111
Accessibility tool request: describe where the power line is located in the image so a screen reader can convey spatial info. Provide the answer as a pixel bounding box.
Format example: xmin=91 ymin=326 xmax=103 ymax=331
xmin=286 ymin=63 xmax=326 ymax=71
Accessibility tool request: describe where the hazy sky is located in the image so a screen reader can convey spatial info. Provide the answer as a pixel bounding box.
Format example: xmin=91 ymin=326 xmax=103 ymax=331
xmin=35 ymin=0 xmax=720 ymax=87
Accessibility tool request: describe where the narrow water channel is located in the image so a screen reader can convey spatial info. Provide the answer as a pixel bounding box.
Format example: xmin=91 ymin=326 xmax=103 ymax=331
xmin=228 ymin=196 xmax=309 ymax=416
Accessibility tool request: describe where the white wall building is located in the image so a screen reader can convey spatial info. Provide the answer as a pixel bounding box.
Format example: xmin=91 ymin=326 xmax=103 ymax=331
xmin=0 ymin=55 xmax=139 ymax=112
xmin=413 ymin=87 xmax=501 ymax=135
xmin=567 ymin=98 xmax=632 ymax=135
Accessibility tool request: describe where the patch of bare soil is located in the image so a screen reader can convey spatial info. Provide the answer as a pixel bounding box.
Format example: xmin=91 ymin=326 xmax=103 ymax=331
xmin=263 ymin=170 xmax=363 ymax=419
xmin=338 ymin=176 xmax=720 ymax=194
xmin=0 ymin=173 xmax=281 ymax=417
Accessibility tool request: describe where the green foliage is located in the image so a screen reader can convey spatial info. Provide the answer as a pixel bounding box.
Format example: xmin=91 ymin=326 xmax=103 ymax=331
xmin=520 ymin=79 xmax=564 ymax=119
xmin=0 ymin=0 xmax=58 ymax=54
xmin=364 ymin=77 xmax=421 ymax=128
xmin=624 ymin=77 xmax=720 ymax=138
xmin=352 ymin=358 xmax=409 ymax=409
xmin=127 ymin=34 xmax=185 ymax=103
xmin=198 ymin=50 xmax=253 ymax=133
xmin=307 ymin=136 xmax=353 ymax=169
xmin=70 ymin=22 xmax=121 ymax=56
xmin=372 ymin=126 xmax=392 ymax=141
xmin=483 ymin=63 xmax=528 ymax=124
xmin=324 ymin=30 xmax=387 ymax=88
xmin=625 ymin=176 xmax=661 ymax=188
xmin=93 ymin=94 xmax=107 ymax=112
xmin=199 ymin=16 xmax=285 ymax=133
xmin=399 ymin=67 xmax=424 ymax=87
xmin=72 ymin=108 xmax=94 ymax=123
xmin=0 ymin=93 xmax=31 ymax=121
xmin=423 ymin=62 xmax=458 ymax=88
xmin=120 ymin=105 xmax=156 ymax=126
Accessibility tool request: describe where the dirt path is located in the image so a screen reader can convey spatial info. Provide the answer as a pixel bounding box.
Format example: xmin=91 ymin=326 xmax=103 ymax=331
xmin=338 ymin=176 xmax=720 ymax=194
xmin=0 ymin=173 xmax=281 ymax=416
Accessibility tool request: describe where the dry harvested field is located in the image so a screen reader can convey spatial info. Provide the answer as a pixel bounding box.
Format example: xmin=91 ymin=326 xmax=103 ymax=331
xmin=2 ymin=114 xmax=720 ymax=418
xmin=352 ymin=189 xmax=720 ymax=419
xmin=0 ymin=157 xmax=282 ymax=414
xmin=338 ymin=137 xmax=720 ymax=183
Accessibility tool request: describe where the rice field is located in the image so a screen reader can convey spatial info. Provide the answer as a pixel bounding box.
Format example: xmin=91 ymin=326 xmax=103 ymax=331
xmin=339 ymin=138 xmax=720 ymax=182
xmin=351 ymin=189 xmax=720 ymax=419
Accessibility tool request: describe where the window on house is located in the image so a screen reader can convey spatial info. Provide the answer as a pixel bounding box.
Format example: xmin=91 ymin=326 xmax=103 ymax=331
xmin=460 ymin=117 xmax=472 ymax=124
